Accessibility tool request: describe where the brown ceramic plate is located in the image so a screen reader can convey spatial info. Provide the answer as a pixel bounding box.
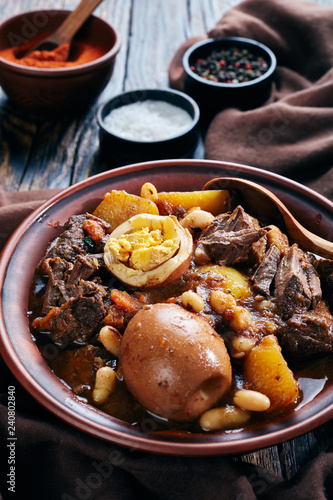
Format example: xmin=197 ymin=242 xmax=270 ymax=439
xmin=1 ymin=159 xmax=333 ymax=456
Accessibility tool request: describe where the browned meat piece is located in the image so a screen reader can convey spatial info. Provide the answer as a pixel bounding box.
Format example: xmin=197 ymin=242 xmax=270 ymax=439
xmin=33 ymin=290 xmax=108 ymax=347
xmin=199 ymin=206 xmax=267 ymax=266
xmin=103 ymin=304 xmax=126 ymax=333
xmin=66 ymin=254 xmax=100 ymax=284
xmin=102 ymin=290 xmax=144 ymax=333
xmin=274 ymin=244 xmax=321 ymax=320
xmin=43 ymin=213 xmax=109 ymax=264
xmin=304 ymin=254 xmax=322 ymax=309
xmin=251 ymin=245 xmax=281 ymax=297
xmin=41 ymin=257 xmax=73 ymax=314
xmin=199 ymin=212 xmax=232 ymax=240
xmin=201 ymin=205 xmax=257 ymax=238
xmin=41 ymin=254 xmax=107 ymax=314
xmin=49 ymin=345 xmax=113 ymax=397
xmin=65 ymin=279 xmax=109 ymax=303
xmin=44 ymin=214 xmax=89 ymax=263
xmin=277 ymin=303 xmax=333 ymax=358
xmin=315 ymin=258 xmax=333 ymax=311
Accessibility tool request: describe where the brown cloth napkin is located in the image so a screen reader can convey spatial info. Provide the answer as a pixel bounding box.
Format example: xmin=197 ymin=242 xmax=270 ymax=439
xmin=168 ymin=0 xmax=333 ymax=200
xmin=0 ymin=179 xmax=333 ymax=499
xmin=0 ymin=187 xmax=60 ymax=252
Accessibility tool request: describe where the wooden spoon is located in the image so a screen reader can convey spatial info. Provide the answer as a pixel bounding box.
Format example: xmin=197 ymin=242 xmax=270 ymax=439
xmin=15 ymin=0 xmax=104 ymax=59
xmin=203 ymin=177 xmax=333 ymax=259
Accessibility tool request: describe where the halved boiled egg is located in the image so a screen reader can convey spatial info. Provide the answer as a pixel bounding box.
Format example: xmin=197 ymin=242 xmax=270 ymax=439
xmin=104 ymin=214 xmax=192 ymax=288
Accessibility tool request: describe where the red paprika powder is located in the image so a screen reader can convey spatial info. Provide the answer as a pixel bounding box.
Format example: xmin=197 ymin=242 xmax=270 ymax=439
xmin=0 ymin=35 xmax=106 ymax=69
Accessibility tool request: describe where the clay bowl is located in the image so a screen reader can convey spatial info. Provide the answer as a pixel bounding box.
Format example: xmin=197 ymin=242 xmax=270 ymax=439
xmin=1 ymin=159 xmax=333 ymax=456
xmin=182 ymin=37 xmax=276 ymax=119
xmin=0 ymin=10 xmax=121 ymax=116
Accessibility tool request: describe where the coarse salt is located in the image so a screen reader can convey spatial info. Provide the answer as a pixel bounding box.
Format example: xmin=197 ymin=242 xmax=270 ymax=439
xmin=103 ymin=99 xmax=193 ymax=142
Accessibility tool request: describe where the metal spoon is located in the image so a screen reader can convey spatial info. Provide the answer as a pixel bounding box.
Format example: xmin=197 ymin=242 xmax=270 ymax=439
xmin=203 ymin=176 xmax=333 ymax=259
xmin=15 ymin=0 xmax=104 ymax=59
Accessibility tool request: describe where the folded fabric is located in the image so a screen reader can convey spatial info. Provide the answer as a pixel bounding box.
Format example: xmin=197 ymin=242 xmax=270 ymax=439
xmin=168 ymin=0 xmax=333 ymax=199
xmin=0 ymin=186 xmax=60 ymax=252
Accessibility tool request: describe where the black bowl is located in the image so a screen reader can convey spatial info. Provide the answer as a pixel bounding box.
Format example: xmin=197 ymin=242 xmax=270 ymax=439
xmin=183 ymin=37 xmax=277 ymax=119
xmin=97 ymin=88 xmax=200 ymax=166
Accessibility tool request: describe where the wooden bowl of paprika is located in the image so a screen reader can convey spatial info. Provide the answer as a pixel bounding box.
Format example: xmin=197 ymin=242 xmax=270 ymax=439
xmin=0 ymin=9 xmax=121 ymax=116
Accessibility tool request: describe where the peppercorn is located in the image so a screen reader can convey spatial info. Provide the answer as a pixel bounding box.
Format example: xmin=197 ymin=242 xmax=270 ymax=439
xmin=190 ymin=46 xmax=269 ymax=84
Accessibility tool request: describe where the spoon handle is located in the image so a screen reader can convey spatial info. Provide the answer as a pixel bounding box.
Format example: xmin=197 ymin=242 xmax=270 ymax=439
xmin=284 ymin=217 xmax=333 ymax=260
xmin=47 ymin=0 xmax=105 ymax=45
xmin=251 ymin=183 xmax=333 ymax=259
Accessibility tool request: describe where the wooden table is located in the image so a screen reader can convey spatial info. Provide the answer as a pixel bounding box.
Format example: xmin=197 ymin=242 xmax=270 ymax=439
xmin=1 ymin=0 xmax=332 ymax=483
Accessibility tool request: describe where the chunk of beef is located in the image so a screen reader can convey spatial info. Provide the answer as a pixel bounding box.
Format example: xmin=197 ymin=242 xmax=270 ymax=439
xmin=277 ymin=303 xmax=333 ymax=358
xmin=50 ymin=345 xmax=113 ymax=397
xmin=251 ymin=245 xmax=281 ymax=297
xmin=66 ymin=254 xmax=100 ymax=284
xmin=45 ymin=214 xmax=89 ymax=263
xmin=199 ymin=212 xmax=233 ymax=240
xmin=201 ymin=205 xmax=257 ymax=238
xmin=43 ymin=213 xmax=110 ymax=264
xmin=304 ymin=254 xmax=322 ymax=308
xmin=315 ymin=258 xmax=333 ymax=311
xmin=33 ymin=291 xmax=108 ymax=347
xmin=274 ymin=244 xmax=322 ymax=320
xmin=103 ymin=289 xmax=144 ymax=333
xmin=199 ymin=206 xmax=267 ymax=266
xmin=41 ymin=257 xmax=73 ymax=314
xmin=41 ymin=254 xmax=105 ymax=314
xmin=65 ymin=279 xmax=110 ymax=304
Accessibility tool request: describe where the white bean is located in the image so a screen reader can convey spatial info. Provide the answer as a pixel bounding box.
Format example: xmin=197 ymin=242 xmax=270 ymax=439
xmin=140 ymin=182 xmax=158 ymax=202
xmin=233 ymin=390 xmax=271 ymax=412
xmin=180 ymin=209 xmax=214 ymax=232
xmin=210 ymin=289 xmax=236 ymax=313
xmin=231 ymin=336 xmax=257 ymax=358
xmin=92 ymin=366 xmax=117 ymax=404
xmin=199 ymin=405 xmax=251 ymax=431
xmin=98 ymin=325 xmax=122 ymax=358
xmin=210 ymin=290 xmax=255 ymax=333
xmin=181 ymin=290 xmax=205 ymax=312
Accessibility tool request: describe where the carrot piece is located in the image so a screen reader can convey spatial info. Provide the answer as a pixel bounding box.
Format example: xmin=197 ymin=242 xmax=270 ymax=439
xmin=110 ymin=289 xmax=142 ymax=314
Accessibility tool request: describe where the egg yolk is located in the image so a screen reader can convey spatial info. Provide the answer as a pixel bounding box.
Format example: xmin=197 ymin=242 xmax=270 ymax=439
xmin=106 ymin=215 xmax=180 ymax=272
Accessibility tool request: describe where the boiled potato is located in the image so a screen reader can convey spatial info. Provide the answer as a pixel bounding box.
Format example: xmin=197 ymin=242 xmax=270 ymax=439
xmin=155 ymin=189 xmax=231 ymax=216
xmin=93 ymin=190 xmax=159 ymax=232
xmin=199 ymin=264 xmax=251 ymax=299
xmin=243 ymin=335 xmax=299 ymax=412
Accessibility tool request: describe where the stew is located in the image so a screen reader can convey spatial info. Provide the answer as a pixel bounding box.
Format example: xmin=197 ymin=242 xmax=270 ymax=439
xmin=29 ymin=182 xmax=333 ymax=433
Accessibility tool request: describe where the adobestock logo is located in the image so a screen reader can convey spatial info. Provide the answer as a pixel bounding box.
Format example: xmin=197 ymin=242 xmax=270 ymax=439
xmin=235 ymin=107 xmax=290 ymax=164
xmin=7 ymin=11 xmax=58 ymax=47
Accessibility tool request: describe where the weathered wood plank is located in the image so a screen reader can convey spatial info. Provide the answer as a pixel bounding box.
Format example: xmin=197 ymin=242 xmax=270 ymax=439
xmin=238 ymin=446 xmax=283 ymax=478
